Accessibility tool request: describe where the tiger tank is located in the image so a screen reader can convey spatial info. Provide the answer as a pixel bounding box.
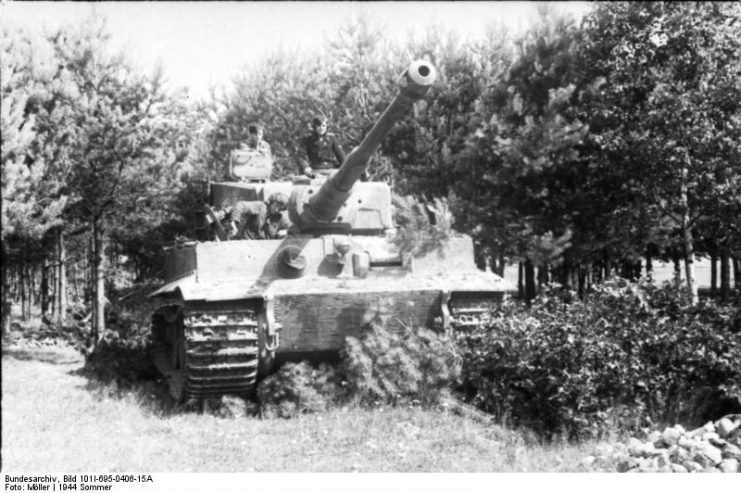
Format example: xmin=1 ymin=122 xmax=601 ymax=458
xmin=149 ymin=60 xmax=515 ymax=401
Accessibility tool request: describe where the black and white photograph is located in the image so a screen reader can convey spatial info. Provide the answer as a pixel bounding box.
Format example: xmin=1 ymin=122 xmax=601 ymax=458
xmin=1 ymin=0 xmax=740 ymax=489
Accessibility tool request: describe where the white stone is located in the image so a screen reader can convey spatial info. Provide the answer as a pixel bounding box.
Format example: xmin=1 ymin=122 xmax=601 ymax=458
xmin=627 ymin=438 xmax=645 ymax=456
xmin=716 ymin=418 xmax=739 ymax=439
xmin=618 ymin=458 xmax=640 ymax=472
xmin=719 ymin=458 xmax=739 ymax=473
xmin=647 ymin=430 xmax=662 ymax=443
xmin=581 ymin=456 xmax=596 ymax=467
xmin=683 ymin=460 xmax=703 ymax=472
xmin=656 ymin=451 xmax=670 ymax=468
xmin=661 ymin=426 xmax=683 ymax=446
xmin=670 ymin=463 xmax=688 ymax=473
xmin=702 ymin=431 xmax=721 ymax=443
xmin=595 ymin=443 xmax=614 ymax=457
xmin=677 ymin=436 xmax=695 ymax=449
xmin=693 ymin=442 xmax=723 ymax=466
xmin=723 ymin=443 xmax=741 ymax=460
xmin=669 ymin=444 xmax=690 ymax=462
xmin=637 ymin=457 xmax=658 ymax=471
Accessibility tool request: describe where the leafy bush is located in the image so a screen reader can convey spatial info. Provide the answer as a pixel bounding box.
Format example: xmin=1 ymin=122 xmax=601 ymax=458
xmin=458 ymin=278 xmax=741 ymax=441
xmin=391 ymin=195 xmax=453 ymax=262
xmin=342 ymin=323 xmax=461 ymax=407
xmin=256 ymin=322 xmax=461 ymax=416
xmin=81 ymin=326 xmax=157 ymax=387
xmin=257 ymin=362 xmax=340 ymax=418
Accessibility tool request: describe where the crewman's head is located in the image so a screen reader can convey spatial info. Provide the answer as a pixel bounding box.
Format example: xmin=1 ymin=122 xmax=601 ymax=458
xmin=248 ymin=123 xmax=264 ymax=144
xmin=311 ymin=115 xmax=328 ymax=136
xmin=266 ymin=192 xmax=289 ymax=215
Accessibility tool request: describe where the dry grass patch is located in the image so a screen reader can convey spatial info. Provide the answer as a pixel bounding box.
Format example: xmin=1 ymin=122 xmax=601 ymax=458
xmin=2 ymin=344 xmax=616 ymax=472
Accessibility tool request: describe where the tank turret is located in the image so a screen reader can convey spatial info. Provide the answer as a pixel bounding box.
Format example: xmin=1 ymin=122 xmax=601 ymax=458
xmin=290 ymin=60 xmax=437 ymax=231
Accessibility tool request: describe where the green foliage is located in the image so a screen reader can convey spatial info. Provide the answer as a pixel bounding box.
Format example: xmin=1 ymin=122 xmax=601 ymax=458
xmin=82 ymin=327 xmax=157 ymax=387
xmin=452 ymin=7 xmax=586 ymax=269
xmin=459 ymin=278 xmax=741 ymax=440
xmin=574 ymin=1 xmax=741 ymax=260
xmin=256 ymin=322 xmax=461 ymax=417
xmin=391 ymin=195 xmax=453 ymax=262
xmin=257 ymin=362 xmax=339 ymax=419
xmin=342 ymin=323 xmax=461 ymax=407
xmin=1 ymin=28 xmax=68 ymax=244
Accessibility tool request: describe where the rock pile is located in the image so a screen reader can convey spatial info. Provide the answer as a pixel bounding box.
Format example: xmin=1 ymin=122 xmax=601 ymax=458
xmin=607 ymin=414 xmax=741 ymax=472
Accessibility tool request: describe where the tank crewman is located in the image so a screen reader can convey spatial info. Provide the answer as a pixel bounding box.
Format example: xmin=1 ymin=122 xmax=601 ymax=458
xmin=226 ymin=192 xmax=290 ymax=240
xmin=298 ymin=115 xmax=346 ymax=177
xmin=229 ymin=122 xmax=273 ymax=180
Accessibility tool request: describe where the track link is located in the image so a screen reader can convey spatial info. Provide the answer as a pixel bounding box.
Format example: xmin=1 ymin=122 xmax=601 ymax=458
xmin=181 ymin=307 xmax=260 ymax=399
xmin=153 ymin=304 xmax=261 ymax=401
xmin=449 ymin=296 xmax=497 ymax=330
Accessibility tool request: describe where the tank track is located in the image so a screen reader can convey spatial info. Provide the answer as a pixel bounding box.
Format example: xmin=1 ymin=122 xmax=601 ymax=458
xmin=449 ymin=296 xmax=498 ymax=330
xmin=153 ymin=303 xmax=261 ymax=401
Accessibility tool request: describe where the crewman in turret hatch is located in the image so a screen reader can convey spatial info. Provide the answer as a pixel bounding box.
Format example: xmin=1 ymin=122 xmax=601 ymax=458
xmin=228 ymin=122 xmax=273 ymax=181
xmin=298 ymin=115 xmax=345 ymax=177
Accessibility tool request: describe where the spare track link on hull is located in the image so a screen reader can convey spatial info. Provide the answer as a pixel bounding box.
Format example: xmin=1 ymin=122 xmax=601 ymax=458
xmin=449 ymin=296 xmax=497 ymax=330
xmin=154 ymin=303 xmax=261 ymax=401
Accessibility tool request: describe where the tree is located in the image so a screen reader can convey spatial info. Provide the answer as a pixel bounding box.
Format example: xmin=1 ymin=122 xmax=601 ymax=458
xmin=1 ymin=27 xmax=68 ymax=329
xmin=576 ymin=1 xmax=741 ymax=303
xmin=54 ymin=20 xmax=198 ymax=339
xmin=453 ymin=6 xmax=587 ymax=299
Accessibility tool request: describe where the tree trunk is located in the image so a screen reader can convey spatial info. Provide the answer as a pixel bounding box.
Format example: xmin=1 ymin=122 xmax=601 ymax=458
xmin=673 ymin=254 xmax=681 ymax=284
xmin=734 ymin=257 xmax=740 ymax=292
xmin=710 ymin=250 xmax=718 ymax=297
xmin=2 ymin=256 xmax=11 ymax=334
xmin=72 ymin=262 xmax=80 ymax=304
xmin=86 ymin=235 xmax=93 ymax=305
xmin=91 ymin=220 xmax=107 ymax=341
xmin=21 ymin=261 xmax=28 ymax=321
xmin=496 ymin=255 xmax=506 ymax=277
xmin=561 ymin=255 xmax=571 ymax=290
xmin=577 ymin=265 xmax=586 ymax=298
xmin=41 ymin=256 xmax=50 ymax=315
xmin=518 ymin=261 xmax=524 ymax=299
xmin=537 ymin=264 xmax=549 ymax=292
xmin=720 ymin=249 xmax=730 ymax=302
xmin=524 ymin=259 xmax=536 ymax=304
xmin=646 ymin=246 xmax=653 ymax=281
xmin=30 ymin=263 xmax=37 ymax=312
xmin=679 ymin=165 xmax=698 ymax=305
xmin=57 ymin=229 xmax=68 ymax=323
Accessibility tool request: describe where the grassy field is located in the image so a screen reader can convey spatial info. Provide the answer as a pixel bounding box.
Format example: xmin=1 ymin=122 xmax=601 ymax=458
xmin=1 ymin=342 xmax=615 ymax=473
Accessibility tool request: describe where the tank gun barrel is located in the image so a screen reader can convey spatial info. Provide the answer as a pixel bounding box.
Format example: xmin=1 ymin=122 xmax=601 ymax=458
xmin=295 ymin=60 xmax=437 ymax=229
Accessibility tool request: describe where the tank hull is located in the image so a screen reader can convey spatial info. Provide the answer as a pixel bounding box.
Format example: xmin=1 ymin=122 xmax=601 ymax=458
xmin=151 ymin=257 xmax=513 ymax=401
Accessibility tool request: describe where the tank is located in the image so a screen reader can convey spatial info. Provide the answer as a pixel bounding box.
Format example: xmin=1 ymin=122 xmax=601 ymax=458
xmin=149 ymin=60 xmax=516 ymax=401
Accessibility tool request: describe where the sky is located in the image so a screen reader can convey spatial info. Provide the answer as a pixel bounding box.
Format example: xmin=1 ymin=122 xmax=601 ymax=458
xmin=2 ymin=1 xmax=591 ymax=101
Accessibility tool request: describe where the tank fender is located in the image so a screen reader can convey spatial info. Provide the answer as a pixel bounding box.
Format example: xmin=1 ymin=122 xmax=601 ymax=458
xmin=263 ymin=293 xmax=281 ymax=353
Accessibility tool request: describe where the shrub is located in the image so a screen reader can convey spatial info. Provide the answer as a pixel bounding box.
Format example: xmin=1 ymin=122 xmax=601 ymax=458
xmin=256 ymin=322 xmax=461 ymax=416
xmin=341 ymin=322 xmax=461 ymax=407
xmin=458 ymin=278 xmax=741 ymax=441
xmin=81 ymin=326 xmax=157 ymax=387
xmin=257 ymin=362 xmax=340 ymax=418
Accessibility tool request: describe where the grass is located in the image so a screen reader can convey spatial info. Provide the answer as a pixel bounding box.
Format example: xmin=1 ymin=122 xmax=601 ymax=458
xmin=2 ymin=342 xmax=616 ymax=472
